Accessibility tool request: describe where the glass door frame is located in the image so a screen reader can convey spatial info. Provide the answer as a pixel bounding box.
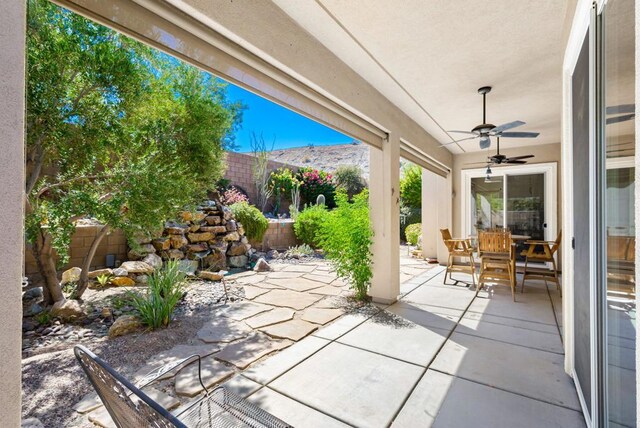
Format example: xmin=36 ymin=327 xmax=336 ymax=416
xmin=460 ymin=162 xmax=558 ymax=248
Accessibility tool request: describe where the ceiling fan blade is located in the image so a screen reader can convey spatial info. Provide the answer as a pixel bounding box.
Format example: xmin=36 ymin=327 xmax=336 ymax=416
xmin=438 ymin=135 xmax=479 ymax=147
xmin=479 ymin=137 xmax=491 ymax=149
xmin=464 ymin=162 xmax=491 ymax=166
xmin=606 ymin=104 xmax=635 ymax=115
xmin=447 ymin=130 xmax=478 ymax=135
xmin=606 ymin=114 xmax=635 ymax=125
xmin=504 ymin=159 xmax=528 ymax=164
xmin=498 ymin=131 xmax=540 ymax=138
xmin=505 ymin=154 xmax=535 ymax=161
xmin=491 ymin=120 xmax=525 ymax=134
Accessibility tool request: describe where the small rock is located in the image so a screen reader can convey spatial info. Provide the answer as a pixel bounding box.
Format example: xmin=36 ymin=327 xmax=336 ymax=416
xmin=61 ymin=267 xmax=82 ymax=285
xmin=120 ymin=261 xmax=154 ymax=274
xmin=87 ymin=268 xmax=113 ymax=279
xmin=142 ymin=253 xmax=163 ymax=270
xmin=127 ymin=244 xmax=156 ymax=260
xmin=165 ymin=224 xmax=188 ymax=235
xmin=205 ymin=215 xmax=222 ymax=225
xmin=170 ymin=234 xmax=189 ymax=249
xmin=203 ymin=252 xmax=226 ymax=271
xmin=224 ymin=232 xmax=240 ymax=242
xmin=22 ymin=287 xmax=43 ymax=301
xmin=50 ymin=299 xmax=86 ymax=321
xmin=135 ymin=274 xmax=149 ymax=284
xmin=101 ymin=307 xmax=112 ymax=319
xmin=111 ymin=276 xmax=136 ymax=287
xmin=22 ymin=320 xmax=37 ymax=332
xmin=164 ymin=249 xmax=185 ymax=260
xmin=267 ymin=250 xmax=280 ymax=259
xmin=108 ymin=315 xmax=143 ymax=338
xmin=226 ymin=220 xmax=237 ymax=232
xmin=177 ymin=260 xmax=198 ymax=275
xmin=112 ymin=267 xmax=128 ymax=277
xmin=227 ymin=242 xmax=247 ymax=257
xmin=198 ymin=271 xmax=224 ymax=281
xmin=187 ymin=243 xmax=208 ymax=253
xmin=21 ymin=417 xmax=45 ymax=428
xmin=152 ymin=237 xmax=171 ymax=251
xmin=228 ymin=255 xmax=248 ymax=268
xmin=253 ymin=258 xmax=272 ymax=272
xmin=188 ymin=232 xmax=215 ymax=242
xmin=24 ymin=303 xmax=45 ymax=317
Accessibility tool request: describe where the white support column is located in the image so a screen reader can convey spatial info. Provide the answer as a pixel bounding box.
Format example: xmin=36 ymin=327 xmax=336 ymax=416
xmin=0 ymin=0 xmax=25 ymax=425
xmin=421 ymin=169 xmax=452 ymax=263
xmin=369 ymin=135 xmax=400 ymax=303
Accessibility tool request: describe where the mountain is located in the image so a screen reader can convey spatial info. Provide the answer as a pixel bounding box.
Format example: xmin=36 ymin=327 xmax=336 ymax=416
xmin=267 ymin=142 xmax=370 ymax=178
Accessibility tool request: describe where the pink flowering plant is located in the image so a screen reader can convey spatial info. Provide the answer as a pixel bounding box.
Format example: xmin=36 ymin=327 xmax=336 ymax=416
xmin=221 ymin=186 xmax=248 ymax=205
xmin=296 ymin=167 xmax=336 ymax=207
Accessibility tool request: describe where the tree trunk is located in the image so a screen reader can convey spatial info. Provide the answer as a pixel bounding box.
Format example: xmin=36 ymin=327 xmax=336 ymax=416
xmin=32 ymin=235 xmax=65 ymax=305
xmin=73 ymin=225 xmax=111 ymax=299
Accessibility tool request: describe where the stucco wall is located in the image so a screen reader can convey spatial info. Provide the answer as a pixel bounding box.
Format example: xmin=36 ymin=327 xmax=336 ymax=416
xmin=0 ymin=0 xmax=25 ymax=425
xmin=452 ymin=143 xmax=563 ymax=265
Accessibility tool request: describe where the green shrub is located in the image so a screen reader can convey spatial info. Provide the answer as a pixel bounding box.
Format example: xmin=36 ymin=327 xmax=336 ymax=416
xmin=318 ymin=191 xmax=373 ymax=300
xmin=400 ymin=204 xmax=422 ymax=241
xmin=285 ymin=244 xmax=314 ymax=258
xmin=269 ymin=167 xmax=299 ymax=214
xmin=128 ymin=260 xmax=185 ymax=329
xmin=334 ymin=165 xmax=366 ymax=199
xmin=294 ymin=204 xmax=328 ymax=247
xmin=297 ymin=167 xmax=336 ymax=207
xmin=400 ymin=163 xmax=422 ymax=209
xmin=230 ymin=202 xmax=269 ymax=242
xmin=405 ymin=223 xmax=422 ymax=246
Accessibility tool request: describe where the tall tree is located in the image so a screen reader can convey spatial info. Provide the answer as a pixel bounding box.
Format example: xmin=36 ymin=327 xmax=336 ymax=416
xmin=25 ymin=0 xmax=243 ymax=304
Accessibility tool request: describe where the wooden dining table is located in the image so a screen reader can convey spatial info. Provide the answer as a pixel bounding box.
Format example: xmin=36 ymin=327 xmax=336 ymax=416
xmin=468 ymin=234 xmax=532 ymax=287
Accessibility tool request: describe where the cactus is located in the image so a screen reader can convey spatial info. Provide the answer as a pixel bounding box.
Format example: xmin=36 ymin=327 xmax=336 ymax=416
xmin=316 ymin=194 xmax=326 ymax=206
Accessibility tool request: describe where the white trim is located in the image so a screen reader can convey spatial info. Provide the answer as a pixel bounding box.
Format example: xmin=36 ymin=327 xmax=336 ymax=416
xmin=572 ymin=368 xmax=593 ymax=428
xmin=606 ymin=155 xmax=635 ymax=169
xmin=460 ymin=162 xmax=558 ymax=245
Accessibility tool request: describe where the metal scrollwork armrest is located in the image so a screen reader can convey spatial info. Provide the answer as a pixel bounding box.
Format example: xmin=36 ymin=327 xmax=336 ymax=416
xmin=136 ymin=354 xmax=208 ymax=394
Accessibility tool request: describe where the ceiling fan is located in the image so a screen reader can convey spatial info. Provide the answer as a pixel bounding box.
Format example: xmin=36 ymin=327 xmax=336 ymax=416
xmin=441 ymin=86 xmax=540 ymax=150
xmin=465 ymin=137 xmax=535 ymax=167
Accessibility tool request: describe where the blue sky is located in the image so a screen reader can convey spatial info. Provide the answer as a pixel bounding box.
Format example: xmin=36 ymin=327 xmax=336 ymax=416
xmin=225 ymin=83 xmax=353 ymax=152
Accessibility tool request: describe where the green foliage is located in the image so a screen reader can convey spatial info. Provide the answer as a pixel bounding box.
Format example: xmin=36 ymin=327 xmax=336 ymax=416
xmin=296 ymin=167 xmax=336 ymax=208
xmin=405 ymin=223 xmax=422 ymax=246
xmin=34 ymin=311 xmax=52 ymax=325
xmin=229 ymin=202 xmax=269 ymax=241
xmin=334 ymin=165 xmax=366 ymax=199
xmin=95 ymin=274 xmax=113 ymax=287
xmin=294 ymin=204 xmax=328 ymax=248
xmin=128 ymin=261 xmax=185 ymax=329
xmin=400 ymin=163 xmax=422 ymax=209
xmin=25 ymin=0 xmax=243 ymax=301
xmin=269 ymin=167 xmax=299 ymax=214
xmin=400 ymin=204 xmax=422 ymax=242
xmin=318 ymin=191 xmax=373 ymax=300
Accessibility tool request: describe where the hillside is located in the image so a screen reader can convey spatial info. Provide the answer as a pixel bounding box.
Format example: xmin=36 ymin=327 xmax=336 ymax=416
xmin=267 ymin=142 xmax=371 ymax=178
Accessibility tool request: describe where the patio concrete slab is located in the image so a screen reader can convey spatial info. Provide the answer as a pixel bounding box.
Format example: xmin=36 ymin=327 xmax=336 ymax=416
xmin=264 ymin=277 xmax=325 ymax=292
xmin=243 ymin=336 xmax=330 ymax=384
xmin=196 ymin=318 xmax=252 ymax=343
xmin=242 ymin=285 xmax=270 ymax=299
xmin=254 ymin=289 xmax=323 ymax=310
xmin=337 ymin=311 xmax=450 ymax=366
xmin=219 ymin=374 xmax=262 ymax=398
xmin=462 ymin=310 xmax=559 ymax=334
xmin=175 ymin=357 xmax=235 ymax=397
xmin=392 ymin=369 xmax=586 ymax=428
xmin=233 ymin=274 xmax=268 ymax=285
xmin=247 ymin=387 xmax=349 ymax=428
xmin=303 ymin=273 xmax=336 ymax=284
xmin=88 ymin=388 xmax=180 ymax=428
xmin=270 ymin=342 xmax=423 ymax=427
xmin=260 ymin=319 xmax=318 ymax=341
xmin=263 ymin=271 xmax=304 ymax=279
xmin=309 ymin=285 xmax=343 ymax=296
xmin=456 ymin=314 xmax=564 ymax=354
xmin=312 ymin=312 xmax=373 ymax=340
xmin=215 ymin=333 xmax=292 ymax=369
xmin=282 ymin=264 xmax=317 ymax=273
xmin=227 ymin=271 xmax=258 ymax=280
xmin=387 ymin=302 xmax=462 ymax=332
xmin=244 ymin=307 xmax=295 ymax=329
xmin=301 ymin=308 xmax=343 ymax=325
xmin=467 ymin=287 xmax=557 ymax=325
xmin=219 ymin=302 xmax=273 ymax=321
xmin=133 ymin=344 xmax=221 ymax=382
xmin=430 ymin=332 xmax=581 ymax=411
xmin=402 ymin=283 xmax=475 ymax=311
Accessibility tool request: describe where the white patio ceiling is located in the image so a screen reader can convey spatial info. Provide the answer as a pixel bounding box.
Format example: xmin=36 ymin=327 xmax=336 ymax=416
xmin=273 ymin=0 xmax=577 ymax=154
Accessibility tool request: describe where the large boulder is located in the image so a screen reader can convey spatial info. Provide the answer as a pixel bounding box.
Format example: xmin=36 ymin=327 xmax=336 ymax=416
xmin=111 ymin=276 xmax=136 ymax=287
xmin=228 ymin=255 xmax=248 ymax=268
xmin=198 ymin=271 xmax=224 ymax=281
xmin=142 ymin=253 xmax=163 ymax=270
xmin=51 ymin=299 xmax=86 ymax=321
xmin=127 ymin=244 xmax=156 ymax=260
xmin=112 ymin=267 xmax=128 ymax=277
xmin=88 ymin=268 xmax=113 ymax=279
xmin=109 ymin=315 xmax=143 ymax=338
xmin=61 ymin=267 xmax=82 ymax=285
xmin=120 ymin=261 xmax=154 ymax=274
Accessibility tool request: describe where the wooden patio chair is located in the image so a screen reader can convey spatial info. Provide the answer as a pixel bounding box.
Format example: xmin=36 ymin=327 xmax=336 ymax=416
xmin=520 ymin=230 xmax=562 ymax=295
xmin=606 ymin=235 xmax=635 ymax=294
xmin=74 ymin=345 xmax=291 ymax=428
xmin=477 ymin=229 xmax=516 ymax=301
xmin=440 ymin=228 xmax=476 ymax=287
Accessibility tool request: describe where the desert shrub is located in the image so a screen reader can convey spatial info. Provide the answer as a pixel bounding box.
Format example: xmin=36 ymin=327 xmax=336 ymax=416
xmin=285 ymin=244 xmax=314 ymax=258
xmin=221 ymin=187 xmax=248 ymax=205
xmin=230 ymin=202 xmax=269 ymax=241
xmin=95 ymin=274 xmax=113 ymax=288
xmin=318 ymin=191 xmax=373 ymax=300
xmin=269 ymin=167 xmax=299 ymax=214
xmin=296 ymin=167 xmax=336 ymax=207
xmin=405 ymin=223 xmax=422 ymax=246
xmin=294 ymin=204 xmax=328 ymax=247
xmin=400 ymin=204 xmax=422 ymax=241
xmin=334 ymin=165 xmax=366 ymax=199
xmin=400 ymin=163 xmax=422 ymax=209
xmin=129 ymin=261 xmax=185 ymax=329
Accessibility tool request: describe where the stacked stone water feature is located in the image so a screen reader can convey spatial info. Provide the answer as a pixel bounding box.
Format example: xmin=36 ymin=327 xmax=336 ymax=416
xmin=128 ymin=200 xmax=252 ymax=275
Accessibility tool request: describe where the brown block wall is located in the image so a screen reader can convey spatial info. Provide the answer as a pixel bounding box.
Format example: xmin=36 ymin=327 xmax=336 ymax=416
xmin=25 ymin=226 xmax=128 ymax=279
xmin=250 ymin=219 xmax=300 ymax=251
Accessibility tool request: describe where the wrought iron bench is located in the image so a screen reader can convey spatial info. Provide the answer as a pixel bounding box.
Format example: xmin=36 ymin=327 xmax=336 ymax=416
xmin=74 ymin=345 xmax=292 ymax=428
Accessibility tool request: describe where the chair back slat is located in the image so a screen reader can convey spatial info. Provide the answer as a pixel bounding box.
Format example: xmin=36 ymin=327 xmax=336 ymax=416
xmin=478 ymin=230 xmax=512 ymax=255
xmin=74 ymin=345 xmax=185 ymax=428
